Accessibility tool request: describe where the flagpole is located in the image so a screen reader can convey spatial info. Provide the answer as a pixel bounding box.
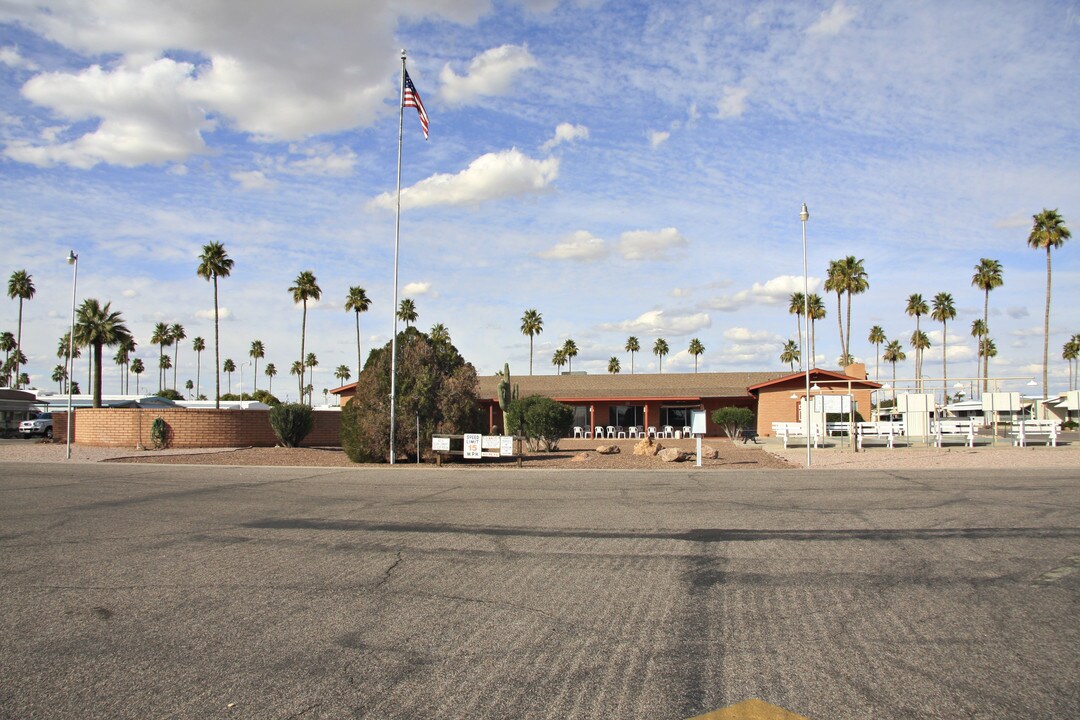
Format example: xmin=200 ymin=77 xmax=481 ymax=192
xmin=390 ymin=49 xmax=406 ymax=465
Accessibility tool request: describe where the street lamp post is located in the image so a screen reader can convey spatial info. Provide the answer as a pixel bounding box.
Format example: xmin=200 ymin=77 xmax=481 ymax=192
xmin=800 ymin=203 xmax=811 ymax=468
xmin=65 ymin=250 xmax=78 ymax=460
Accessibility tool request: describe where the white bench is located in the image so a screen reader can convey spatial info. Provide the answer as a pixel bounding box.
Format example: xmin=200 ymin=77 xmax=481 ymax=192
xmin=932 ymin=419 xmax=976 ymax=448
xmin=1010 ymin=420 xmax=1059 ymax=447
xmin=772 ymin=422 xmax=821 ymax=449
xmin=856 ymin=421 xmax=905 ymax=449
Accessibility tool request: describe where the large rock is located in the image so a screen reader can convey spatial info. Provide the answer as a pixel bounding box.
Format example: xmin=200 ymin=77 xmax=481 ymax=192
xmin=596 ymin=445 xmax=620 ymax=455
xmin=699 ymin=445 xmax=719 ymax=460
xmin=570 ymin=452 xmax=591 ymax=462
xmin=633 ymin=438 xmax=663 ymax=456
xmin=658 ymin=448 xmax=688 ymax=462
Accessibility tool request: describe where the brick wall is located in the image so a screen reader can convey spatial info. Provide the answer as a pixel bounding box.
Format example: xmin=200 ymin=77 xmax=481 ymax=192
xmin=54 ymin=408 xmax=340 ymax=448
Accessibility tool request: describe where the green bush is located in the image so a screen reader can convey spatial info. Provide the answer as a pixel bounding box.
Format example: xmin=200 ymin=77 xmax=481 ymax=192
xmin=150 ymin=416 xmax=169 ymax=449
xmin=269 ymin=403 xmax=314 ymax=447
xmin=155 ymin=389 xmax=183 ymax=401
xmin=710 ymin=406 xmax=755 ymax=438
xmin=508 ymin=395 xmax=574 ymax=452
xmin=1063 ymin=420 xmax=1078 ymax=430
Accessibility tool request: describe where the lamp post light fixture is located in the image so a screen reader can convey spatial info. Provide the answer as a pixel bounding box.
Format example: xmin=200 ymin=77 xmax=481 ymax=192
xmin=65 ymin=250 xmax=78 ymax=460
xmin=800 ymin=203 xmax=811 ymax=468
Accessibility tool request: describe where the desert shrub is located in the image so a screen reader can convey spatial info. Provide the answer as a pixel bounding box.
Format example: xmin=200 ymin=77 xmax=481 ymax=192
xmin=150 ymin=416 xmax=169 ymax=449
xmin=269 ymin=403 xmax=314 ymax=447
xmin=710 ymin=406 xmax=755 ymax=438
xmin=508 ymin=395 xmax=574 ymax=451
xmin=341 ymin=327 xmax=482 ymax=463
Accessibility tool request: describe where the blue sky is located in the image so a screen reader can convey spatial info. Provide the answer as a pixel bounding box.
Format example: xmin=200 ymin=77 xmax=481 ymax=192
xmin=1 ymin=0 xmax=1078 ymax=400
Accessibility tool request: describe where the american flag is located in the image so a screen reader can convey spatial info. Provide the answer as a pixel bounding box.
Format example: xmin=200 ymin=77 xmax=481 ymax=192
xmin=403 ymin=69 xmax=429 ymax=140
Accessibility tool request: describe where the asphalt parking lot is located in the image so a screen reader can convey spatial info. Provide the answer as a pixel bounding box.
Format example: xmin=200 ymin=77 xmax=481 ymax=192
xmin=1 ymin=463 xmax=1077 ymax=719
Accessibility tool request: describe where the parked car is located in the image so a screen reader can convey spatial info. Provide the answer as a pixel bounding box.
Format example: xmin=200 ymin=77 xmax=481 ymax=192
xmin=19 ymin=412 xmax=53 ymax=439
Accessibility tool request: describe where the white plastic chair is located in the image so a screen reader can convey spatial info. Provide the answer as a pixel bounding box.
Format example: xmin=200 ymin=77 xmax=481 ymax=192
xmin=593 ymin=426 xmax=604 ymax=439
xmin=573 ymin=426 xmax=583 ymax=438
xmin=617 ymin=426 xmax=627 ymax=439
xmin=682 ymin=425 xmax=692 ymax=437
xmin=647 ymin=426 xmax=658 ymax=438
xmin=606 ymin=426 xmax=616 ymax=439
xmin=663 ymin=425 xmax=674 ymax=438
xmin=628 ymin=426 xmax=640 ymax=438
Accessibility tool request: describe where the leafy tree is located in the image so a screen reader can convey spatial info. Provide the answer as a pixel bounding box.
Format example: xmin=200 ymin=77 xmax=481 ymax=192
xmin=397 ymin=297 xmax=417 ymax=327
xmin=520 ymin=309 xmax=543 ymax=376
xmin=269 ymin=403 xmax=315 ymax=447
xmin=780 ymin=339 xmax=800 ymax=371
xmin=562 ymin=338 xmax=578 ymax=373
xmin=653 ymin=338 xmax=669 ymax=373
xmin=155 ymin=388 xmax=183 ymax=400
xmin=340 ymin=327 xmax=482 ymax=462
xmin=688 ymin=338 xmax=705 ymax=372
xmin=625 ymin=336 xmax=640 ymax=374
xmin=430 ymin=323 xmax=450 ymax=344
xmin=551 ymin=347 xmax=567 ymax=374
xmin=169 ymin=323 xmax=186 ymax=391
xmin=505 ymin=394 xmax=574 ymax=452
xmin=711 ymin=406 xmax=755 ymax=439
xmin=130 ymin=358 xmax=145 ymax=394
xmin=7 ymin=269 xmax=35 ymax=388
xmin=788 ymin=292 xmax=805 ymax=369
xmin=223 ymin=358 xmax=236 ymax=395
xmin=868 ymin=325 xmax=886 ymax=383
xmin=73 ymin=299 xmax=132 ymax=408
xmin=264 ymin=362 xmax=277 ymax=395
xmin=931 ymin=292 xmax=956 ymax=400
xmin=197 ymin=241 xmax=234 ymax=407
xmin=1028 ymin=209 xmax=1070 ymax=402
xmin=971 ymin=258 xmax=1003 ymax=393
xmin=905 ymin=293 xmax=929 ymax=390
xmin=608 ymin=356 xmax=620 ymax=374
xmin=289 ymin=270 xmax=321 ymax=402
xmin=192 ymin=336 xmax=206 ymax=399
xmin=251 ymin=389 xmax=280 ymax=406
xmin=345 ymin=286 xmax=371 ymax=378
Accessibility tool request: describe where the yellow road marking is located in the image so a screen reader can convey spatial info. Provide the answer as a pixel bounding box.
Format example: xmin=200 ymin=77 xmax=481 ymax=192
xmin=687 ymin=698 xmax=810 ymax=720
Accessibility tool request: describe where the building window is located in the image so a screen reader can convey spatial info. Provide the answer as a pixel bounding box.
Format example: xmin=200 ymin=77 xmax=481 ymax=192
xmin=608 ymin=405 xmax=643 ymax=428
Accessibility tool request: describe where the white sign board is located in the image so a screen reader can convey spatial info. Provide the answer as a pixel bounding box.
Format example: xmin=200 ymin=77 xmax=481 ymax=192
xmin=481 ymin=435 xmax=501 ymax=450
xmin=690 ymin=410 xmax=706 ymax=436
xmin=463 ymin=433 xmax=482 ymax=459
xmin=432 ymin=436 xmax=450 ymax=452
xmin=500 ymin=436 xmax=515 ymax=456
xmin=982 ymin=392 xmax=1020 ymax=414
xmin=813 ymin=395 xmax=852 ymax=413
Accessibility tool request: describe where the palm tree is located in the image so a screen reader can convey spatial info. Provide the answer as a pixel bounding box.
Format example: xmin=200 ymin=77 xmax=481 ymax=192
xmin=344 ymin=286 xmax=371 ymax=376
xmin=290 ymin=360 xmax=304 ymax=400
xmin=1027 ymin=209 xmax=1071 ymax=403
xmin=265 ymin=362 xmax=277 ymax=395
xmin=397 ymin=298 xmax=418 ymax=327
xmin=1 ymin=330 xmax=16 ymax=386
xmin=52 ymin=364 xmax=67 ymax=392
xmin=169 ymin=323 xmax=186 ymax=391
xmin=971 ymin=258 xmax=1003 ymax=393
xmin=827 ymin=256 xmax=869 ymax=364
xmin=120 ymin=337 xmax=135 ymax=394
xmin=824 ymin=259 xmax=846 ymax=363
xmin=430 ymin=323 xmax=450 ymax=344
xmin=807 ymin=293 xmax=825 ymax=367
xmin=196 ymin=241 xmax=234 ymax=407
xmin=551 ymin=347 xmax=567 ymax=374
xmin=653 ymin=338 xmax=669 ymax=373
xmin=970 ymin=319 xmax=986 ymax=397
xmin=249 ymin=340 xmax=265 ymax=394
xmin=520 ymin=309 xmax=543 ymax=376
xmin=688 ymin=338 xmax=705 ymax=372
xmin=185 ymin=379 xmax=194 ymax=398
xmin=625 ymin=336 xmax=640 ymax=374
xmin=130 ymin=358 xmax=145 ymax=394
xmin=905 ymin=293 xmax=929 ymax=390
xmin=1062 ymin=336 xmax=1079 ymax=392
xmin=608 ymin=356 xmax=620 ymax=374
xmin=334 ymin=364 xmax=351 ymax=384
xmin=883 ymin=339 xmax=906 ymax=405
xmin=868 ymin=326 xmax=886 ymax=383
xmin=931 ymin=292 xmax=956 ymax=400
xmin=289 ymin=270 xmax=322 ymax=402
xmin=192 ymin=336 xmax=206 ymax=399
xmin=7 ymin=270 xmax=35 ymax=388
xmin=910 ymin=330 xmax=930 ymax=393
xmin=223 ymin=358 xmax=236 ymax=395
xmin=979 ymin=337 xmax=997 ymax=383
xmin=73 ymin=299 xmax=131 ymax=408
xmin=562 ymin=339 xmax=578 ymax=373
xmin=159 ymin=354 xmax=172 ymax=387
xmin=305 ymin=352 xmax=318 ymax=404
xmin=150 ymin=322 xmax=170 ymax=392
xmin=780 ymin=340 xmax=800 ymax=371
xmin=788 ymin=292 xmax=805 ymax=369
xmin=113 ymin=345 xmax=129 ymax=394
xmin=56 ymin=331 xmax=82 ymax=392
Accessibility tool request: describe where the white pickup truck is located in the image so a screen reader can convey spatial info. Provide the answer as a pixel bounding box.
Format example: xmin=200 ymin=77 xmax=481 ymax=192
xmin=19 ymin=412 xmax=54 ymax=439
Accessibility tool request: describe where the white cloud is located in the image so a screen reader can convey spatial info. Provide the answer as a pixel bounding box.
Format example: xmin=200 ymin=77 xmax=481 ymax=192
xmin=402 ymin=281 xmax=432 ymax=296
xmin=724 ymin=327 xmax=775 ymax=343
xmin=993 ymin=211 xmax=1033 ymax=229
xmin=196 ymin=307 xmax=231 ymax=320
xmin=283 ymin=146 xmax=357 ymax=176
xmin=717 ymin=85 xmax=750 ymax=119
xmin=230 ymin=170 xmax=275 ymax=191
xmin=671 ymin=287 xmax=691 ymax=298
xmin=648 ymin=130 xmax=670 ymax=148
xmin=1005 ymin=306 xmax=1030 ymax=319
xmin=371 ymin=149 xmax=559 ymax=210
xmin=617 ymin=227 xmax=688 ymax=261
xmin=537 ymin=230 xmax=608 ymax=261
xmin=440 ymin=44 xmax=538 ymax=106
xmin=122 ymin=289 xmax=137 ymax=298
xmin=0 ymin=45 xmax=39 ymax=71
xmin=598 ymin=309 xmax=711 ymax=337
xmin=806 ymin=1 xmax=858 ymax=36
xmin=541 ymin=122 xmax=588 ymax=151
xmin=704 ymin=275 xmax=822 ymax=312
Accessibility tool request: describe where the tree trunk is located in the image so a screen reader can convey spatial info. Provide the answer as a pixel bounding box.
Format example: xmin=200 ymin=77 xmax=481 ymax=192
xmin=299 ymin=301 xmax=307 ymax=403
xmin=845 ymin=291 xmax=853 ymax=364
xmin=942 ymin=320 xmax=948 ymax=402
xmin=15 ymin=299 xmax=23 ymax=389
xmin=196 ymin=351 xmax=201 ymax=399
xmin=795 ymin=314 xmax=803 ymax=371
xmin=1043 ymin=247 xmax=1051 ymax=409
xmin=213 ymin=277 xmax=221 ymax=409
xmin=173 ymin=344 xmax=180 ymax=391
xmin=355 ymin=311 xmax=362 ymax=379
xmin=982 ymin=289 xmax=990 ymax=394
xmin=93 ymin=342 xmax=103 ymax=408
xmin=529 ymin=335 xmax=534 ymax=376
xmin=835 ymin=292 xmax=844 ymax=365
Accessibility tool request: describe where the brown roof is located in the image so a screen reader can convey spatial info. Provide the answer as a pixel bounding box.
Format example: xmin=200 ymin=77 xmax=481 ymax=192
xmin=746 ymin=368 xmax=882 ymax=394
xmin=477 ymin=371 xmax=788 ymax=402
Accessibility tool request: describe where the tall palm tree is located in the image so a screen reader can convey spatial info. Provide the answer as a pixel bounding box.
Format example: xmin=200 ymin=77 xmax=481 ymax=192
xmin=807 ymin=293 xmax=825 ymax=367
xmin=905 ymin=293 xmax=929 ymax=390
xmin=192 ymin=336 xmax=205 ymax=399
xmin=970 ymin=319 xmax=986 ymax=397
xmin=397 ymin=298 xmax=417 ymax=327
xmin=429 ymin=323 xmax=450 ymax=344
xmin=971 ymin=258 xmax=1003 ymax=393
xmin=653 ymin=338 xmax=669 ymax=373
xmin=334 ymin=365 xmax=351 ymax=384
xmin=625 ymin=336 xmax=640 ymax=374
xmin=169 ymin=323 xmax=185 ymax=391
xmin=130 ymin=358 xmax=145 ymax=394
xmin=834 ymin=256 xmax=869 ymax=364
xmin=1062 ymin=336 xmax=1079 ymax=392
xmin=290 ymin=360 xmax=304 ymax=400
xmin=150 ymin=322 xmax=171 ymax=392
xmin=344 ymin=286 xmax=371 ymax=376
xmin=249 ymin=340 xmax=265 ymax=394
xmin=55 ymin=331 xmax=81 ymax=392
xmin=520 ymin=309 xmax=543 ymax=376
xmin=159 ymin=354 xmax=172 ymax=388
xmin=113 ymin=345 xmax=129 ymax=394
xmin=910 ymin=330 xmax=930 ymax=394
xmin=1 ymin=330 xmax=16 ymax=386
xmin=223 ymin=358 xmax=236 ymax=396
xmin=7 ymin=270 xmax=35 ymax=388
xmin=868 ymin=326 xmax=886 ymax=383
xmin=1027 ymin=209 xmax=1071 ymax=404
xmin=883 ymin=339 xmax=906 ymax=406
xmin=265 ymin=362 xmax=277 ymax=395
xmin=305 ymin=352 xmax=318 ymax=404
xmin=185 ymin=379 xmax=194 ymax=398
xmin=931 ymin=292 xmax=956 ymax=400
xmin=289 ymin=270 xmax=322 ymax=402
xmin=73 ymin=299 xmax=131 ymax=408
xmin=196 ymin=242 xmax=234 ymax=408
xmin=788 ymin=292 xmax=805 ymax=370
xmin=824 ymin=259 xmax=846 ymax=363
xmin=562 ymin=339 xmax=578 ymax=373
xmin=120 ymin=337 xmax=135 ymax=394
xmin=551 ymin=347 xmax=567 ymax=374
xmin=52 ymin=364 xmax=67 ymax=392
xmin=688 ymin=338 xmax=705 ymax=372
xmin=979 ymin=337 xmax=997 ymax=383
xmin=780 ymin=340 xmax=800 ymax=371
xmin=607 ymin=356 xmax=620 ymax=374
